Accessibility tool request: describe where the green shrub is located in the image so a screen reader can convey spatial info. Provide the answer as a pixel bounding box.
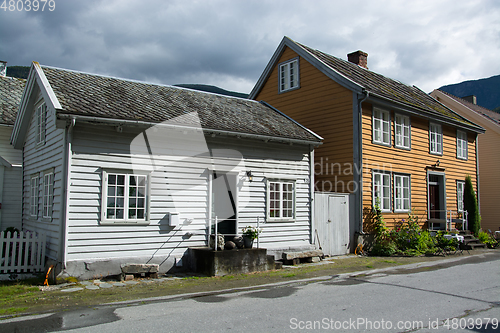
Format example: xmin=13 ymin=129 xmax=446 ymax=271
xmin=464 ymin=175 xmax=481 ymax=235
xmin=370 ymin=209 xmax=436 ymax=256
xmin=477 ymin=232 xmax=497 ymax=248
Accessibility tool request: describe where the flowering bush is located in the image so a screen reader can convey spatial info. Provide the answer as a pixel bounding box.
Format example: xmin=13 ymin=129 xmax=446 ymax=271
xmin=371 ymin=209 xmax=435 ymax=256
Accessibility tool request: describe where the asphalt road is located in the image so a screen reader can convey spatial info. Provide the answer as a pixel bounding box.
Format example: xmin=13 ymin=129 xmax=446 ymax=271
xmin=2 ymin=251 xmax=500 ymax=332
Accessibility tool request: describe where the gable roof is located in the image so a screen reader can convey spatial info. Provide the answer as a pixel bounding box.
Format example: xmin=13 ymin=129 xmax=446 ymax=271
xmin=436 ymin=90 xmax=500 ymax=126
xmin=12 ymin=63 xmax=322 ymax=148
xmin=0 ymin=75 xmax=26 ymax=126
xmin=250 ymin=37 xmax=484 ymax=133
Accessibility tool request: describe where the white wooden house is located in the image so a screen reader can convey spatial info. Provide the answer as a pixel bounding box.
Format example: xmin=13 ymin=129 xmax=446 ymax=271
xmin=11 ymin=62 xmax=322 ymax=280
xmin=0 ymin=64 xmax=24 ymax=231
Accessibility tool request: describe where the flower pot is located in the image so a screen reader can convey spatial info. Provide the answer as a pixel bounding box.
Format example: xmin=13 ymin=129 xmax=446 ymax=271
xmin=243 ymin=236 xmax=254 ymax=248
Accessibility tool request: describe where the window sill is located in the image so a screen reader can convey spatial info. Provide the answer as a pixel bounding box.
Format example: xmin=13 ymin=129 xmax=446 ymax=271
xmin=395 ymin=145 xmax=411 ymax=151
xmin=267 ymin=218 xmax=295 ymax=223
xmin=429 ymin=151 xmax=443 ymax=156
xmin=99 ymin=221 xmax=150 ymax=226
xmin=372 ymin=141 xmax=391 ymax=147
xmin=278 ymin=86 xmax=300 ymax=94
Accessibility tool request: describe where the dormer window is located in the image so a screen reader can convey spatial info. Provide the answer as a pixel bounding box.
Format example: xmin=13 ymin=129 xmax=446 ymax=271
xmin=279 ymin=58 xmax=299 ymax=93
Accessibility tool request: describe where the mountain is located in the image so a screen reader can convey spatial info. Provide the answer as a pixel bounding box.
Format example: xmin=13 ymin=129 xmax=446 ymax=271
xmin=6 ymin=66 xmax=29 ymax=79
xmin=438 ymin=74 xmax=500 ymax=112
xmin=174 ymin=84 xmax=248 ymax=99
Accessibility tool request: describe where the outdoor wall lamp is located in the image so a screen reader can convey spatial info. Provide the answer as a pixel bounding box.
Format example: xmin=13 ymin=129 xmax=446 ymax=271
xmin=246 ymin=171 xmax=253 ymax=182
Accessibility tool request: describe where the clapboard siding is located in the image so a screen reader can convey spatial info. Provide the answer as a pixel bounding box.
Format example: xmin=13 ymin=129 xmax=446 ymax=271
xmin=430 ymin=90 xmax=499 ymax=232
xmin=21 ymin=94 xmax=65 ymax=260
xmin=65 ymin=123 xmax=313 ymax=261
xmin=255 ymin=46 xmax=355 ymax=191
xmin=0 ymin=126 xmax=23 ymax=231
xmin=0 ymin=166 xmax=23 ymax=230
xmin=361 ymin=103 xmax=478 ymax=229
xmin=0 ymin=126 xmax=22 ymax=165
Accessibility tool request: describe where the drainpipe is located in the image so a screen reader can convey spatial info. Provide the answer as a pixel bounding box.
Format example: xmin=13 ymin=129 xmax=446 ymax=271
xmin=356 ymin=90 xmax=369 ymax=235
xmin=310 ymin=146 xmax=315 ymax=247
xmin=59 ymin=118 xmax=75 ymax=271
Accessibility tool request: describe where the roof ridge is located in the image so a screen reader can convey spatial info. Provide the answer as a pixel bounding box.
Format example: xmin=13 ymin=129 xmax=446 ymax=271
xmin=40 ymin=64 xmax=254 ymax=103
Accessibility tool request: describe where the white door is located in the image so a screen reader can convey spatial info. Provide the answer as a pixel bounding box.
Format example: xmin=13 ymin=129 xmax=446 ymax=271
xmin=315 ymin=193 xmax=350 ymax=256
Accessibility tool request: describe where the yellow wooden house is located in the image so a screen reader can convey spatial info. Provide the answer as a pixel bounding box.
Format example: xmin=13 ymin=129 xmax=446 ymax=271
xmin=250 ymin=37 xmax=484 ymax=238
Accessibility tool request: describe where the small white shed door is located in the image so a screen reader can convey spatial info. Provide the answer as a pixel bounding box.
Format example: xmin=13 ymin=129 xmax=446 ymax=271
xmin=315 ymin=193 xmax=349 ymax=256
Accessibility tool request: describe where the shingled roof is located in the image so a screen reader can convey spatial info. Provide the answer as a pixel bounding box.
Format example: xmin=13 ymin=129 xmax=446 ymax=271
xmin=0 ymin=76 xmax=25 ymax=125
xmin=437 ymin=90 xmax=500 ymax=126
xmin=250 ymin=37 xmax=482 ymax=132
xmin=40 ymin=66 xmax=321 ymax=144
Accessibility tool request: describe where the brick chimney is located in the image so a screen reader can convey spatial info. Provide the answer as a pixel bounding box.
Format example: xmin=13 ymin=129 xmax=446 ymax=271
xmin=347 ymin=51 xmax=368 ymax=69
xmin=461 ymin=95 xmax=477 ymax=105
xmin=0 ymin=61 xmax=6 ymax=77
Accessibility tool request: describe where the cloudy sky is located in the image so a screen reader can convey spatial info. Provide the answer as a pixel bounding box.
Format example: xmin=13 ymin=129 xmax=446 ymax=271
xmin=1 ymin=0 xmax=499 ymax=94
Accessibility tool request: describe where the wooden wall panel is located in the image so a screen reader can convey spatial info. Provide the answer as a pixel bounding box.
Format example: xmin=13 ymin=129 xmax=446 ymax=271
xmin=361 ymin=103 xmax=478 ymax=230
xmin=255 ymin=47 xmax=355 ymax=193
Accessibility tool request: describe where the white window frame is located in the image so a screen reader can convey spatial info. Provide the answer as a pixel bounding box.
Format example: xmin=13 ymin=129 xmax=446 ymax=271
xmin=36 ymin=102 xmax=47 ymax=145
xmin=30 ymin=175 xmax=39 ymax=217
xmin=394 ymin=114 xmax=411 ymax=149
xmin=42 ymin=171 xmax=54 ymax=219
xmin=457 ymin=181 xmax=465 ymax=213
xmin=457 ymin=130 xmax=468 ymax=160
xmin=394 ymin=174 xmax=411 ymax=212
xmin=101 ymin=171 xmax=150 ymax=225
xmin=372 ymin=108 xmax=391 ymax=146
xmin=373 ymin=171 xmax=391 ymax=212
xmin=266 ymin=179 xmax=296 ymax=221
xmin=279 ymin=58 xmax=299 ymax=93
xmin=429 ymin=123 xmax=443 ymax=155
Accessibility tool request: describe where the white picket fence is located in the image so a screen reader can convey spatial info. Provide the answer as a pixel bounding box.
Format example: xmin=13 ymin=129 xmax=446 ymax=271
xmin=0 ymin=231 xmax=46 ymax=274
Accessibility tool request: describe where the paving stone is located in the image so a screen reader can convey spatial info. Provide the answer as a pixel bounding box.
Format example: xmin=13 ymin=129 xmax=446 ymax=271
xmin=99 ymin=283 xmax=113 ymax=288
xmin=80 ymin=281 xmax=93 ymax=286
xmin=60 ymin=287 xmax=84 ymax=293
xmin=93 ymin=280 xmax=101 ymax=284
xmin=112 ymin=282 xmax=126 ymax=287
xmin=85 ymin=285 xmax=100 ymax=290
xmin=124 ymin=280 xmax=139 ymax=285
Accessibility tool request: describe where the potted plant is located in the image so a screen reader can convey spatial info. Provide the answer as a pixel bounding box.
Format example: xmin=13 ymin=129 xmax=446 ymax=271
xmin=242 ymin=226 xmax=261 ymax=248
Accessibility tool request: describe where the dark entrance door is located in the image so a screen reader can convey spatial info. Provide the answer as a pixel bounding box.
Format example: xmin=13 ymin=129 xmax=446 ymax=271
xmin=211 ymin=171 xmax=237 ymax=236
xmin=429 ymin=184 xmax=440 ymax=219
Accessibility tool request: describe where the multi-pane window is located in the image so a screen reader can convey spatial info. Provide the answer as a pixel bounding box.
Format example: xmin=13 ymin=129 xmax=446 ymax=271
xmin=457 ymin=130 xmax=468 ymax=160
xmin=457 ymin=181 xmax=465 ymax=213
xmin=268 ymin=181 xmax=295 ymax=220
xmin=394 ymin=174 xmax=410 ymax=212
xmin=36 ymin=103 xmax=47 ymax=145
xmin=103 ymin=172 xmax=148 ymax=222
xmin=42 ymin=172 xmax=54 ymax=218
xmin=395 ymin=114 xmax=410 ymax=149
xmin=30 ymin=175 xmax=39 ymax=217
xmin=279 ymin=59 xmax=299 ymax=93
xmin=429 ymin=123 xmax=443 ymax=155
xmin=373 ymin=172 xmax=391 ymax=212
xmin=373 ymin=108 xmax=391 ymax=145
